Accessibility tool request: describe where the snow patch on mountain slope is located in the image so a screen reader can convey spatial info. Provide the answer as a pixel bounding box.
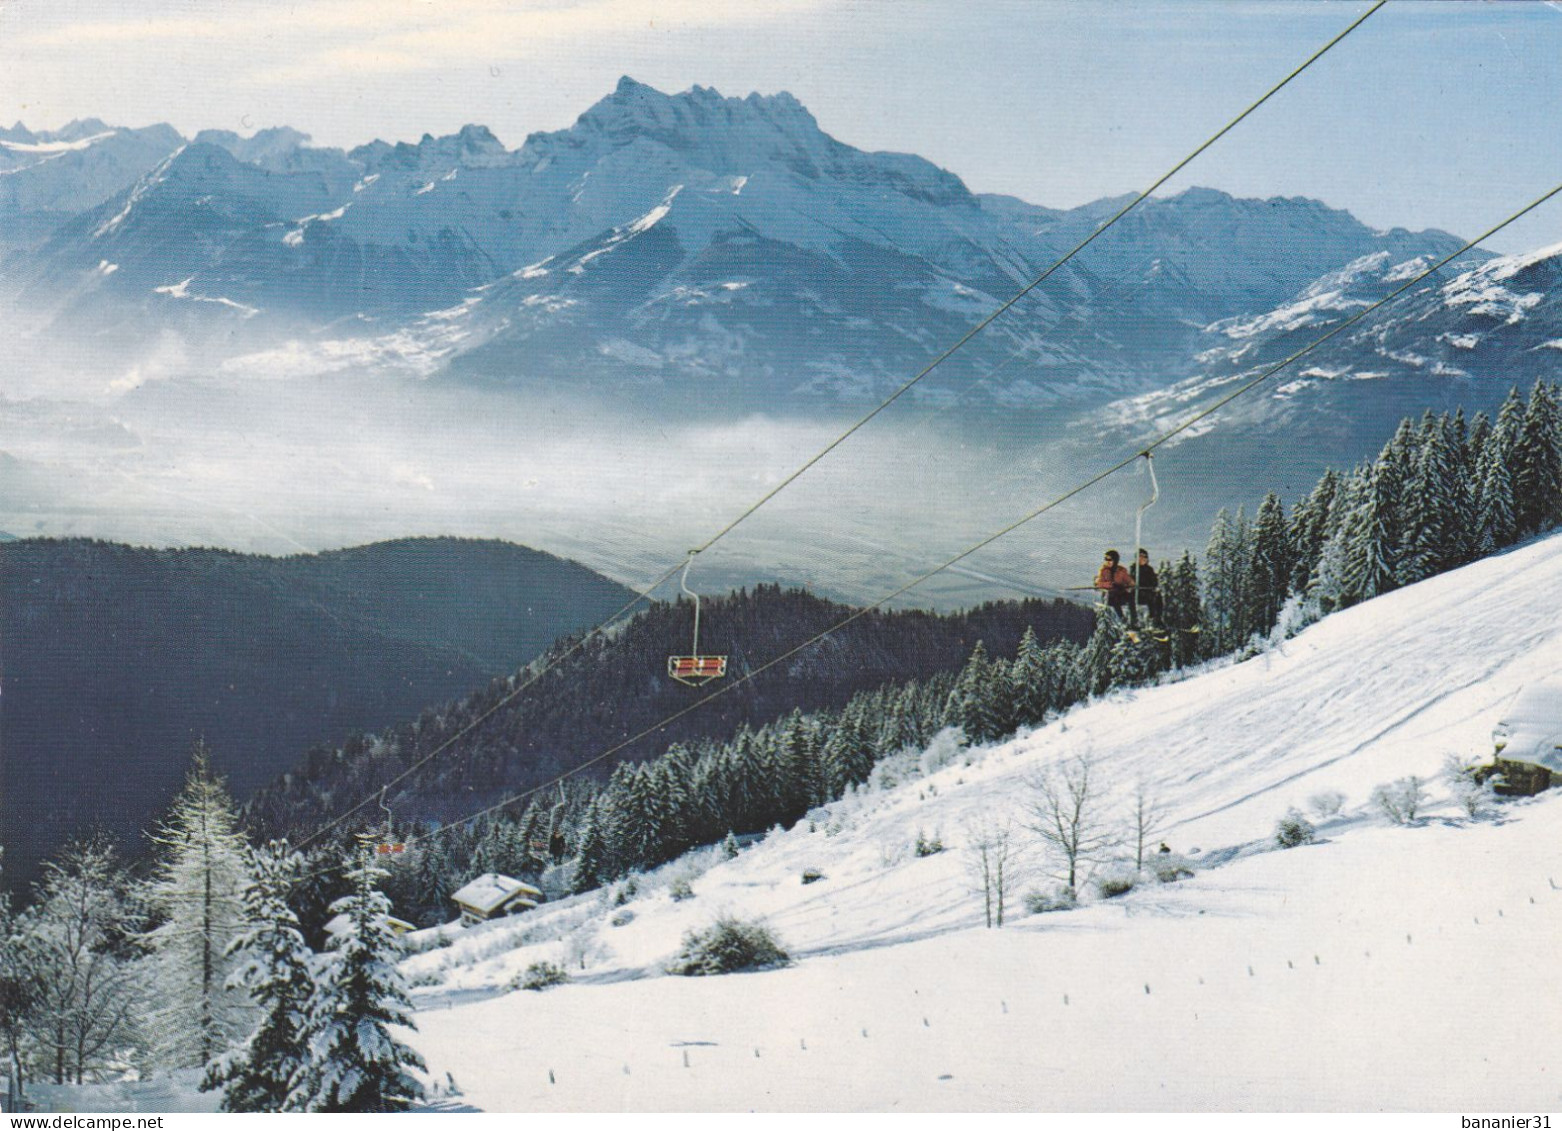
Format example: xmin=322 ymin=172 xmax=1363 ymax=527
xmin=1440 ymin=243 xmax=1561 ymax=324
xmin=153 ymin=277 xmax=259 ymax=318
xmin=1481 ymin=237 xmax=1562 ymax=281
xmin=0 ymin=130 xmax=117 ymax=154
xmin=93 ymin=144 xmax=187 ymax=237
xmin=1210 ymin=251 xmax=1406 ymax=340
xmin=284 ymin=202 xmax=354 ymax=246
xmin=567 ymin=185 xmax=684 ymax=273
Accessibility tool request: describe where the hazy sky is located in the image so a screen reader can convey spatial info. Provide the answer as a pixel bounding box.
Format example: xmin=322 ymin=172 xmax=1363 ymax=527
xmin=2 ymin=0 xmax=1560 ymax=250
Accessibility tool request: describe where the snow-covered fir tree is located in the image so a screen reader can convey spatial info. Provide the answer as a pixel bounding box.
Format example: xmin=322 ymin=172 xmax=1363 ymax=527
xmin=1467 ymin=409 xmax=1492 ymax=471
xmin=1308 ymin=464 xmax=1363 ymax=611
xmin=1343 ymin=441 xmax=1405 ymax=604
xmin=1288 ymin=468 xmax=1341 ymax=593
xmin=822 ymin=702 xmax=874 ymax=796
xmin=1159 ymin=552 xmax=1203 ymax=668
xmin=140 ymin=742 xmax=256 ymax=1070
xmin=1009 ymin=625 xmax=1050 ymax=728
xmin=1077 ymin=610 xmax=1129 ymax=697
xmin=777 ymin=713 xmax=822 ymax=823
xmin=1402 ymin=412 xmax=1471 ymax=582
xmin=1108 ymin=621 xmax=1163 ymax=686
xmin=571 ymin=797 xmax=612 ymax=894
xmin=1474 ymin=397 xmax=1520 ymax=556
xmin=1202 ymin=508 xmax=1245 ymax=654
xmin=1249 ymin=492 xmax=1292 ymax=636
xmin=202 ymin=841 xmax=315 ymax=1112
xmin=656 ymin=743 xmax=699 ymax=857
xmin=948 ymin=640 xmax=1008 ymax=745
xmin=288 ymin=850 xmax=425 ymax=1113
xmin=1513 ymin=381 xmax=1562 ymax=537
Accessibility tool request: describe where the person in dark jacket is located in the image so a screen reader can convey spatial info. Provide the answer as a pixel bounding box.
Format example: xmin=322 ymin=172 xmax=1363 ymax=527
xmin=1131 ymin=547 xmax=1163 ymax=627
xmin=1094 ymin=549 xmax=1134 ymax=615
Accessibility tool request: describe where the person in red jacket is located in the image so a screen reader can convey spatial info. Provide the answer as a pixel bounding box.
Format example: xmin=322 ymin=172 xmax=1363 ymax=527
xmin=1094 ymin=549 xmax=1134 ymax=614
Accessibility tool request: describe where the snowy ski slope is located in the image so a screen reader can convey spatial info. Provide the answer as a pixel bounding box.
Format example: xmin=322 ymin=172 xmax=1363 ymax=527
xmin=405 ymin=531 xmax=1562 ymax=1111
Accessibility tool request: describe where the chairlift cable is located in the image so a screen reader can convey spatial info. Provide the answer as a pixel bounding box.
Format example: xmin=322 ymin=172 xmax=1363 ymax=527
xmin=683 ymin=0 xmax=1387 ymax=560
xmin=304 ymin=173 xmax=1562 ymax=870
xmin=293 ymin=557 xmax=687 ymax=851
xmin=291 ymin=0 xmax=1385 ymax=859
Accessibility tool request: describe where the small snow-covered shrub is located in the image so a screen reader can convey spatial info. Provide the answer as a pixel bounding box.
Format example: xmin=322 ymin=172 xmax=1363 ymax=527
xmin=1096 ymin=871 xmax=1136 ymax=899
xmin=1152 ymin=852 xmax=1194 ymax=884
xmin=915 ymin=829 xmax=945 ymax=857
xmin=919 ymin=728 xmax=964 ymax=777
xmin=513 ymin=961 xmax=571 ymax=992
xmin=1307 ymin=790 xmax=1346 ymax=819
xmin=1275 ymin=808 xmax=1316 ymax=848
xmin=669 ymin=877 xmax=695 ymax=902
xmin=721 ymin=831 xmax=741 ymax=859
xmin=562 ymin=925 xmax=607 ymax=971
xmin=1271 ymin=591 xmax=1321 ymax=644
xmin=877 ymin=840 xmax=907 ymax=868
xmin=610 ymin=909 xmax=636 ymax=927
xmin=1371 ymin=776 xmax=1428 ymax=825
xmin=800 ymin=868 xmax=826 ymax=885
xmin=403 ymin=927 xmax=462 ymax=956
xmin=666 ymin=916 xmax=790 ymax=976
xmin=1024 ymin=888 xmax=1077 ymax=915
xmin=1443 ymin=755 xmax=1497 ymax=819
xmin=408 ymin=967 xmax=446 ymax=988
xmin=868 ymin=749 xmax=921 ymax=792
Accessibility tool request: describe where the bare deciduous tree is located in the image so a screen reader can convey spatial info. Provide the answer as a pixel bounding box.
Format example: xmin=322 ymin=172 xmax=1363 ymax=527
xmin=1025 ymin=755 xmax=1114 ymax=896
xmin=1128 ymin=780 xmax=1168 ymax=872
xmin=961 ymin=815 xmax=1022 ymax=928
xmin=26 ymin=838 xmax=143 ymax=1085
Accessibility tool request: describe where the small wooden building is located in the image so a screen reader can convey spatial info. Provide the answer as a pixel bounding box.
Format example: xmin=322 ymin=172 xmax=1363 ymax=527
xmin=1483 ymin=681 xmax=1562 ymax=796
xmin=452 ymin=872 xmax=544 ymax=926
xmin=324 ymin=912 xmax=417 ymax=941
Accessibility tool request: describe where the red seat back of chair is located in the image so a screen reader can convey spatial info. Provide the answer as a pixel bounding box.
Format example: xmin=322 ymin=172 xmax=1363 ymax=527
xmin=668 ymin=655 xmax=728 ymax=682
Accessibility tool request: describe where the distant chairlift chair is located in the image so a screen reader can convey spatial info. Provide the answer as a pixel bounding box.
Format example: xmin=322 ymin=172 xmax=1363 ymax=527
xmin=667 ymin=552 xmax=728 ymax=686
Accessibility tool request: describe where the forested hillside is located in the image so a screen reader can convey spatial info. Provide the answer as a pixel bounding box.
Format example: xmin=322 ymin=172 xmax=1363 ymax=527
xmin=0 ymin=536 xmax=635 ymax=890
xmin=342 ymin=379 xmax=1562 ymax=928
xmin=246 ymin=588 xmax=1095 ymax=842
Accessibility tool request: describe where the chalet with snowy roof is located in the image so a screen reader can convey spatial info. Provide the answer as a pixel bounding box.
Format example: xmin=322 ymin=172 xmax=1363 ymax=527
xmin=1483 ymin=680 xmax=1562 ymax=795
xmin=452 ymin=872 xmax=544 ymax=926
xmin=323 ymin=912 xmax=417 ymax=940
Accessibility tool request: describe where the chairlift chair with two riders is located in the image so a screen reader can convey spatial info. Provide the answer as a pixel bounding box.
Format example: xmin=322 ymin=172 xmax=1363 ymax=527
xmin=667 ymin=552 xmax=727 ymax=686
xmin=1080 ymin=452 xmax=1173 ymax=644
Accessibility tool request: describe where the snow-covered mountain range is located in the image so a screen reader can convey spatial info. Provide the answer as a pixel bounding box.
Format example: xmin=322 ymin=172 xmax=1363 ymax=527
xmin=4 ymin=76 xmax=1560 ymax=592
xmin=1084 ymin=238 xmax=1562 ymax=517
xmin=0 ymin=78 xmax=1497 ymax=412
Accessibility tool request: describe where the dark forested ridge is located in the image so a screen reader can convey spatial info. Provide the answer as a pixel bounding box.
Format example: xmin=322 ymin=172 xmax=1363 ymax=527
xmin=0 ymin=536 xmax=636 ymax=890
xmin=246 ymin=586 xmax=1096 ymax=839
